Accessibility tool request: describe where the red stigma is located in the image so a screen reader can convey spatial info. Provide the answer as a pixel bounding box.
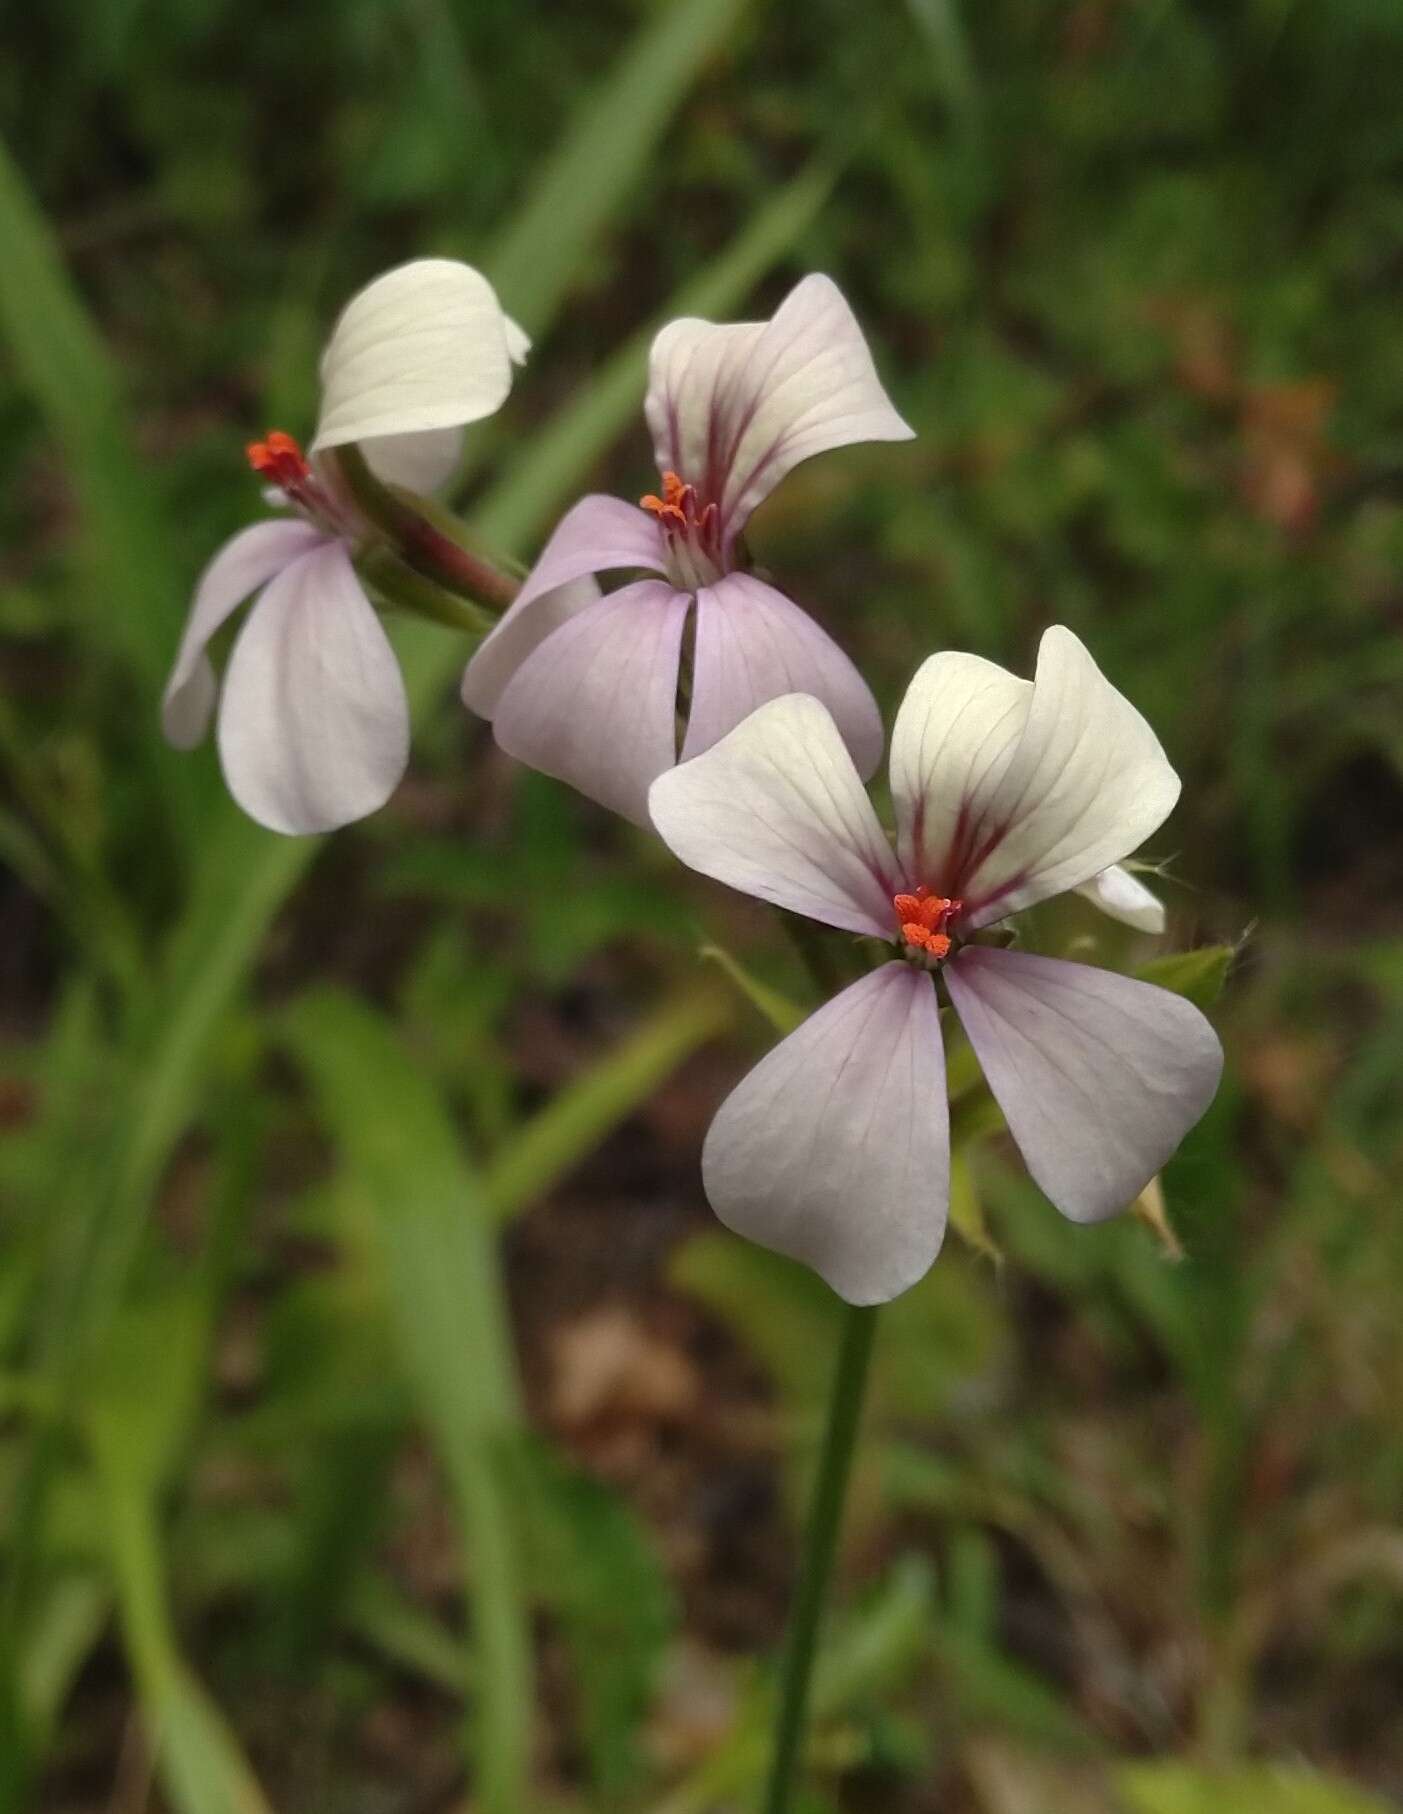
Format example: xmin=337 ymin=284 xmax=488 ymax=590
xmin=893 ymin=887 xmax=960 ymax=960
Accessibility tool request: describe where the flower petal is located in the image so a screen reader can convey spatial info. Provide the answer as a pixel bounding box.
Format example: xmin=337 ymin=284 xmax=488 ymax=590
xmin=217 ymin=540 xmax=409 ymax=835
xmin=357 ymin=425 xmax=465 ymax=495
xmin=702 ymin=963 xmax=948 ymax=1305
xmin=644 ymin=273 xmax=913 ymax=541
xmin=648 ymin=693 xmax=901 ymax=938
xmin=891 ymin=628 xmax=1179 ymax=930
xmin=504 ymin=316 xmax=531 ymax=366
xmin=889 ymin=649 xmax=1033 ymax=886
xmin=491 ymin=579 xmax=691 ymax=825
xmin=1075 ymin=865 xmax=1166 ymax=934
xmin=944 ymin=945 xmax=1222 ymax=1223
xmin=462 ymin=495 xmax=666 ymax=717
xmin=162 ymin=519 xmax=327 ymax=749
xmin=681 ymin=572 xmax=884 ymax=779
xmin=313 ymin=259 xmax=519 ymax=481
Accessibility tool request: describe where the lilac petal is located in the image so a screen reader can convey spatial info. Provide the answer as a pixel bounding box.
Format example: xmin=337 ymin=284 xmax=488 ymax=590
xmin=462 ymin=495 xmax=667 ymax=717
xmin=944 ymin=946 xmax=1223 ymax=1223
xmin=217 ymin=540 xmax=410 ymax=835
xmin=681 ymin=572 xmax=884 ymax=780
xmin=645 ymin=274 xmax=914 ymax=542
xmin=161 ymin=519 xmax=327 ymax=749
xmin=491 ymin=579 xmax=691 ymax=825
xmin=702 ymin=963 xmax=948 ymax=1305
xmin=649 ymin=693 xmax=901 ymax=938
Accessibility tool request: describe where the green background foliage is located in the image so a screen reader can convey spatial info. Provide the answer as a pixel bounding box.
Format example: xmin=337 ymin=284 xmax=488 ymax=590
xmin=2 ymin=1 xmax=1402 ymax=1809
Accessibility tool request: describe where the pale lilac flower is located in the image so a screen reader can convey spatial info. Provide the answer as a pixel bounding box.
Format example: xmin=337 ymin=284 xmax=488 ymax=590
xmin=648 ymin=627 xmax=1223 ymax=1305
xmin=461 ymin=274 xmax=914 ymax=824
xmin=162 ymin=259 xmax=529 ymax=835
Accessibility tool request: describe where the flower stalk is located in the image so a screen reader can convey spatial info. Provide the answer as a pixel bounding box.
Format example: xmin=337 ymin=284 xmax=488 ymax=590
xmin=763 ymin=1300 xmax=879 ymax=1814
xmin=356 ymin=544 xmax=501 ymax=639
xmin=333 ymin=443 xmax=521 ymax=614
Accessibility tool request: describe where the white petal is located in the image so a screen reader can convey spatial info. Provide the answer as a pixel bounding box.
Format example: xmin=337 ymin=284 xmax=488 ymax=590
xmin=681 ymin=573 xmax=884 ymax=779
xmin=491 ymin=580 xmax=691 ymax=826
xmin=217 ymin=540 xmax=409 ymax=835
xmin=504 ymin=316 xmax=531 ymax=366
xmin=1076 ymin=865 xmax=1166 ymax=934
xmin=955 ymin=629 xmax=1179 ymax=927
xmin=313 ymin=259 xmax=519 ymax=481
xmin=944 ymin=946 xmax=1222 ymax=1223
xmin=644 ymin=273 xmax=913 ymax=541
xmin=889 ymin=628 xmax=1179 ymax=930
xmin=359 ymin=425 xmax=465 ymax=495
xmin=889 ymin=649 xmax=1032 ymax=887
xmin=462 ymin=495 xmax=666 ymax=717
xmin=161 ymin=519 xmax=326 ymax=749
xmin=702 ymin=963 xmax=948 ymax=1305
xmin=648 ymin=693 xmax=901 ymax=939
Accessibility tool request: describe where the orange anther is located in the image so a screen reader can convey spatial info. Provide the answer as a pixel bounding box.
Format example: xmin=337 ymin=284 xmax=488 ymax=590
xmin=641 ymin=469 xmax=704 ymax=533
xmin=901 ymin=924 xmax=952 ymax=958
xmin=640 ymin=492 xmax=687 ymax=527
xmin=893 ymin=886 xmax=960 ymax=958
xmin=247 ymin=430 xmax=311 ymax=488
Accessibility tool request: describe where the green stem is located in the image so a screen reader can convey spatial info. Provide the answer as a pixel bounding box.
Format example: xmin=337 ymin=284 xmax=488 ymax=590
xmin=358 ymin=545 xmax=498 ymax=638
xmin=762 ymin=1301 xmax=879 ymax=1814
xmin=333 ymin=444 xmax=520 ymax=612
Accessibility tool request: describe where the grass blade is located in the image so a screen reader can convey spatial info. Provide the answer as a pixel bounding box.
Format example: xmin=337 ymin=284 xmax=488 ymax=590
xmin=0 ymin=136 xmax=190 ymax=750
xmin=282 ymin=989 xmax=530 ymax=1814
xmin=484 ymin=985 xmax=730 ymax=1221
xmin=484 ymin=0 xmax=749 ymax=333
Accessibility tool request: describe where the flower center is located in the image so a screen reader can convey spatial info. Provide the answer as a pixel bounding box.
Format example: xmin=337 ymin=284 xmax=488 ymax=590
xmin=640 ymin=469 xmax=723 ymax=588
xmin=247 ymin=430 xmax=351 ymax=535
xmin=893 ymin=887 xmax=960 ymax=962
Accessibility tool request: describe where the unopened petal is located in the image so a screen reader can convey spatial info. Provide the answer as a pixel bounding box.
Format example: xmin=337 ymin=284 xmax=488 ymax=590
xmin=645 ymin=273 xmax=913 ymax=541
xmin=944 ymin=946 xmax=1222 ymax=1223
xmin=1076 ymin=865 xmax=1166 ymax=934
xmin=491 ymin=579 xmax=690 ymax=825
xmin=462 ymin=496 xmax=666 ymax=717
xmin=313 ymin=259 xmax=519 ymax=483
xmin=649 ymin=693 xmax=900 ymax=938
xmin=682 ymin=573 xmax=883 ymax=778
xmin=702 ymin=963 xmax=948 ymax=1305
xmin=162 ymin=519 xmax=327 ymax=749
xmin=217 ymin=540 xmax=409 ymax=835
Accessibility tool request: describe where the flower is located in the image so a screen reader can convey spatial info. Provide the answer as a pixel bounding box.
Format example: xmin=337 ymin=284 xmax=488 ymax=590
xmin=461 ymin=273 xmax=914 ymax=824
xmin=647 ymin=627 xmax=1223 ymax=1305
xmin=161 ymin=259 xmax=529 ymax=835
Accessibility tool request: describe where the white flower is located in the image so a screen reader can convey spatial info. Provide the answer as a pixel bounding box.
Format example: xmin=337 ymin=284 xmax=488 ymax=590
xmin=648 ymin=628 xmax=1223 ymax=1305
xmin=162 ymin=259 xmax=527 ymax=835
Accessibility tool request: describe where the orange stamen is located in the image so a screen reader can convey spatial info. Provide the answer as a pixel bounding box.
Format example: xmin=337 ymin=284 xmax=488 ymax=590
xmin=892 ymin=886 xmax=961 ymax=958
xmin=247 ymin=429 xmax=311 ymax=491
xmin=640 ymin=469 xmax=697 ymax=530
xmin=900 ymin=925 xmax=952 ymax=958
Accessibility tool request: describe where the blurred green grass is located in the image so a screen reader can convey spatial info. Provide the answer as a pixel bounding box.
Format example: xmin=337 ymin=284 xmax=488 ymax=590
xmin=2 ymin=1 xmax=1403 ymax=1810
